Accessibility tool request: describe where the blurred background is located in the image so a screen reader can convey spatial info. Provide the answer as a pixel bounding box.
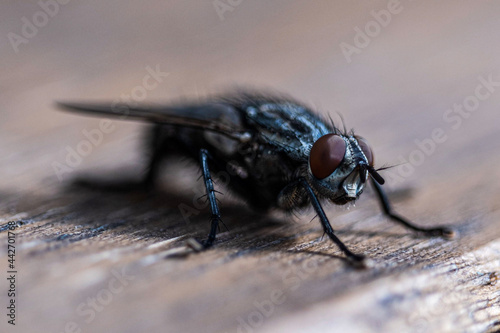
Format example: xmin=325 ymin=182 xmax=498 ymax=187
xmin=1 ymin=1 xmax=500 ymax=333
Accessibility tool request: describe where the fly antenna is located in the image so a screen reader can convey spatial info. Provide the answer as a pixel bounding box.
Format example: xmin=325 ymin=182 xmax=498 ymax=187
xmin=367 ymin=165 xmax=385 ymax=185
xmin=359 ymin=164 xmax=367 ymax=183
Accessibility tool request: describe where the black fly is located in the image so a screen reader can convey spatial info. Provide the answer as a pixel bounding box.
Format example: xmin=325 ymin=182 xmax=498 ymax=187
xmin=58 ymin=92 xmax=454 ymax=265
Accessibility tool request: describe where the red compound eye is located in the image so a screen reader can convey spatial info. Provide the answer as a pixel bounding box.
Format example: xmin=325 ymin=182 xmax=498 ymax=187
xmin=355 ymin=136 xmax=374 ymax=166
xmin=309 ymin=134 xmax=346 ymax=179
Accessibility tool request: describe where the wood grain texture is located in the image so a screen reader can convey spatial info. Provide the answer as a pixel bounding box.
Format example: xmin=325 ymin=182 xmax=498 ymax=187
xmin=1 ymin=1 xmax=500 ymax=332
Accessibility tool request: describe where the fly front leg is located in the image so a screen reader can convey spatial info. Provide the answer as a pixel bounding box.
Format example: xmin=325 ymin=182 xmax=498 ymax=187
xmin=370 ymin=178 xmax=455 ymax=238
xmin=198 ymin=149 xmax=223 ymax=248
xmin=298 ymin=178 xmax=365 ymax=264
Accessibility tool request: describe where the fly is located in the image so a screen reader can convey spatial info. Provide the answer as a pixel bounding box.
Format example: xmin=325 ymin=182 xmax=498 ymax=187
xmin=58 ymin=91 xmax=454 ymax=266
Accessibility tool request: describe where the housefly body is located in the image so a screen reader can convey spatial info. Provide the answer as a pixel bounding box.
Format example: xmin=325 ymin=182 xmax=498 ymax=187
xmin=59 ymin=92 xmax=454 ymax=266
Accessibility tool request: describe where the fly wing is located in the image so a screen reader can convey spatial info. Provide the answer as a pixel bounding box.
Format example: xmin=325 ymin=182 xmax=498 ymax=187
xmin=57 ymin=101 xmax=248 ymax=140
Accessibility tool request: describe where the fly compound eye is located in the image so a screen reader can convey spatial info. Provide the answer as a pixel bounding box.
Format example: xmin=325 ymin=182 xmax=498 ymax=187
xmin=355 ymin=136 xmax=374 ymax=166
xmin=309 ymin=134 xmax=346 ymax=179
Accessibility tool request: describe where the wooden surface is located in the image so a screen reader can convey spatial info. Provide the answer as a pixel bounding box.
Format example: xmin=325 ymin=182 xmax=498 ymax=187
xmin=1 ymin=1 xmax=500 ymax=332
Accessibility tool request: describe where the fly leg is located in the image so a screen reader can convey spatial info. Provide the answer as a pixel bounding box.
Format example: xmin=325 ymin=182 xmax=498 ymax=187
xmin=143 ymin=146 xmax=164 ymax=190
xmin=143 ymin=125 xmax=170 ymax=190
xmin=371 ymin=178 xmax=455 ymax=238
xmin=197 ymin=149 xmax=223 ymax=248
xmin=299 ymin=178 xmax=365 ymax=264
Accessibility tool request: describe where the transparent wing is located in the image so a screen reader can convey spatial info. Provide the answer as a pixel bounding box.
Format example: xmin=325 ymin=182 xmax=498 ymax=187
xmin=57 ymin=101 xmax=247 ymax=140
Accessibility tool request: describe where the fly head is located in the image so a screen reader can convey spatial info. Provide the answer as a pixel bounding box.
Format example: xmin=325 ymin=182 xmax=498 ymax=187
xmin=308 ymin=134 xmax=384 ymax=205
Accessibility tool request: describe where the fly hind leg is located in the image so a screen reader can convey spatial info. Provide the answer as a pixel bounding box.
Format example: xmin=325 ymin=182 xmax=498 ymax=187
xmin=196 ymin=149 xmax=223 ymax=248
xmin=143 ymin=145 xmax=164 ymax=190
xmin=143 ymin=124 xmax=176 ymax=190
